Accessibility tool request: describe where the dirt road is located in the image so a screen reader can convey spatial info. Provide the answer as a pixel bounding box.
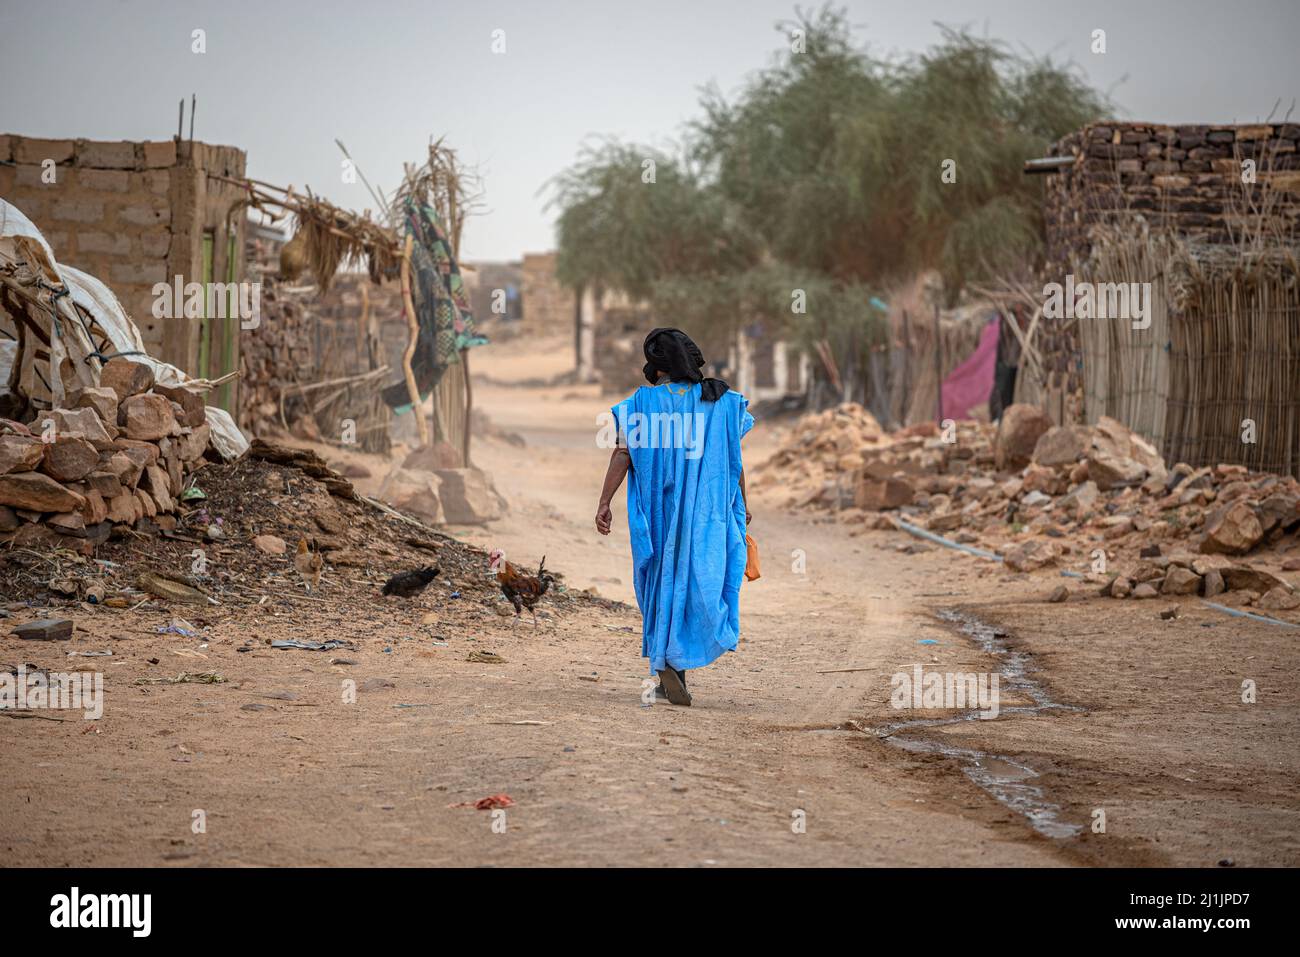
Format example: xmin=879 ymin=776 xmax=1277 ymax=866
xmin=3 ymin=334 xmax=1295 ymax=867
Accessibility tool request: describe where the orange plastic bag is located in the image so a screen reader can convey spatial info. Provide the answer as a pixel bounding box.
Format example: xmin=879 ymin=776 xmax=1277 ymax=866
xmin=744 ymin=533 xmax=761 ymax=582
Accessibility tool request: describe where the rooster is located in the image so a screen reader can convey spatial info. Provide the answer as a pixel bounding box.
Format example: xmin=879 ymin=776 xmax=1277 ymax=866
xmin=382 ymin=565 xmax=440 ymax=598
xmin=488 ymin=550 xmax=554 ymax=627
xmin=294 ymin=538 xmax=323 ymax=592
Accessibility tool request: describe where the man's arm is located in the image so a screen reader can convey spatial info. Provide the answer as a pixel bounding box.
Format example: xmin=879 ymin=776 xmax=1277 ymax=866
xmin=595 ymin=447 xmax=631 ymax=535
xmin=740 ymin=468 xmax=751 ymax=525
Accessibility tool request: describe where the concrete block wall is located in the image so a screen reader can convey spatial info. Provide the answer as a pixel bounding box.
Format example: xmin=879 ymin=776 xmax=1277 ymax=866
xmin=0 ymin=134 xmax=247 ymax=383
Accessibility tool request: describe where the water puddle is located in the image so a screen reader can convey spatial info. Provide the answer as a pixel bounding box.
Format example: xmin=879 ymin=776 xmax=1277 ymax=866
xmin=875 ymin=610 xmax=1083 ymax=840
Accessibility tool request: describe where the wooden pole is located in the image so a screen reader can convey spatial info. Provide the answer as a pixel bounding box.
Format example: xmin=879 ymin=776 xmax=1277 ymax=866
xmin=400 ymin=234 xmax=430 ymax=447
xmin=358 ymin=282 xmax=370 ymax=360
xmin=461 ymin=349 xmax=473 ymax=466
xmin=933 ymin=302 xmax=943 ymax=422
xmin=900 ymin=308 xmax=911 ymax=428
xmin=438 ymin=166 xmax=473 ymax=469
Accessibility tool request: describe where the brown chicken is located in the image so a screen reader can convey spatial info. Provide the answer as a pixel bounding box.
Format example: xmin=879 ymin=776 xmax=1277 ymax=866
xmin=488 ymin=550 xmax=554 ymax=626
xmin=295 ymin=537 xmax=323 ymax=592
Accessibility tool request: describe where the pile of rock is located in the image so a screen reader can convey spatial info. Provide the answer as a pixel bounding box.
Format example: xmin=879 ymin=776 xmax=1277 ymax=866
xmin=755 ymin=402 xmax=895 ymax=509
xmin=0 ymin=357 xmax=213 ymax=549
xmin=758 ymin=401 xmax=1300 ymax=611
xmin=758 ymin=403 xmax=999 ymax=512
xmin=1096 ymin=552 xmax=1298 ymax=612
xmin=376 ymin=444 xmax=508 ymax=526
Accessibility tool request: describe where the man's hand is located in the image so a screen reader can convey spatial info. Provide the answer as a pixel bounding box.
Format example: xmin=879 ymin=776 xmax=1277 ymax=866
xmin=746 ymin=509 xmax=753 ymax=526
xmin=595 ymin=502 xmax=613 ymax=535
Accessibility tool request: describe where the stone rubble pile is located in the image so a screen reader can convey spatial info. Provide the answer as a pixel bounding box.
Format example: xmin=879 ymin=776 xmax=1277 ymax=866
xmin=377 ymin=441 xmax=508 ymax=526
xmin=0 ymin=357 xmax=214 ymax=550
xmin=757 ymin=402 xmax=1300 ymax=613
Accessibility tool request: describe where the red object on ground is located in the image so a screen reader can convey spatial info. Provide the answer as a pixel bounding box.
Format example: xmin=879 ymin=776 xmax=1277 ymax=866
xmin=940 ymin=316 xmax=999 ymax=420
xmin=449 ymin=793 xmax=516 ymax=810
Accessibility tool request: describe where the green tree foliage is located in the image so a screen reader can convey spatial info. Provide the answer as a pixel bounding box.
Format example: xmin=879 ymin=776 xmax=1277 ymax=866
xmin=550 ymin=141 xmax=757 ymax=303
xmin=550 ymin=5 xmax=1110 ymax=370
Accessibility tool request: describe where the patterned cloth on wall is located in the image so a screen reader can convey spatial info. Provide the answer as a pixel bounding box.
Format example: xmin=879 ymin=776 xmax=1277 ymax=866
xmin=383 ymin=198 xmax=487 ymax=410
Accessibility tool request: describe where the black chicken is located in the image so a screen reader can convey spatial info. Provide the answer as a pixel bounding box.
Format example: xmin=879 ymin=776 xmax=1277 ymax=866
xmin=382 ymin=565 xmax=440 ymax=598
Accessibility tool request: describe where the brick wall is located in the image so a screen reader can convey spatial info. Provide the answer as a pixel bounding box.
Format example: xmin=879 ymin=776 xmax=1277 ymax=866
xmin=1043 ymin=121 xmax=1300 ymax=269
xmin=0 ymin=134 xmax=247 ymax=389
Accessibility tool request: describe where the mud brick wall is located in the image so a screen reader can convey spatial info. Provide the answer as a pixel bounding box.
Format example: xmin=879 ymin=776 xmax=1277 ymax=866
xmin=1043 ymin=121 xmax=1300 ymax=270
xmin=0 ymin=134 xmax=247 ymax=380
xmin=463 ymin=260 xmax=523 ymax=323
xmin=520 ymin=251 xmax=575 ymax=329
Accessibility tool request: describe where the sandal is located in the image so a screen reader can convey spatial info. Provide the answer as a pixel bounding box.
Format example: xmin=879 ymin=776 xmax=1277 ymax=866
xmin=657 ymin=668 xmax=691 ymax=706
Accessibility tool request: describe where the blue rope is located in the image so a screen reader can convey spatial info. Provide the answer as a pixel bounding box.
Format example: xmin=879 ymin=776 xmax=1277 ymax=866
xmin=1201 ymin=600 xmax=1300 ymax=629
xmin=893 ymin=517 xmax=1003 ymax=561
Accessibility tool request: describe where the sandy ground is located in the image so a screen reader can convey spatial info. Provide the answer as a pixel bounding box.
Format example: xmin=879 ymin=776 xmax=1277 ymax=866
xmin=2 ymin=330 xmax=1296 ymax=866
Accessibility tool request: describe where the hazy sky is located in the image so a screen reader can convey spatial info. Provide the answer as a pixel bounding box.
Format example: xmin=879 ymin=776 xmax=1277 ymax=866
xmin=2 ymin=0 xmax=1297 ymax=261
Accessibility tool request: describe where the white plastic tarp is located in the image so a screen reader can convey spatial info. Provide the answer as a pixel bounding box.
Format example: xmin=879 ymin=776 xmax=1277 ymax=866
xmin=0 ymin=198 xmax=249 ymax=459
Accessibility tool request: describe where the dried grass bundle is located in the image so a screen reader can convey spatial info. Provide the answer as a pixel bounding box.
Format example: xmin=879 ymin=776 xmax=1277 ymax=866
xmin=1078 ymin=221 xmax=1299 ymax=476
xmin=1165 ymin=243 xmax=1300 ymax=475
xmin=208 ymin=173 xmax=402 ymax=291
xmin=390 ymin=138 xmax=484 ymax=256
xmin=278 ymin=229 xmax=308 ymax=281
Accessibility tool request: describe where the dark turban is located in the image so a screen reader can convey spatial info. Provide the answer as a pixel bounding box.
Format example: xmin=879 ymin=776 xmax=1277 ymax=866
xmin=642 ymin=327 xmax=730 ymax=402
